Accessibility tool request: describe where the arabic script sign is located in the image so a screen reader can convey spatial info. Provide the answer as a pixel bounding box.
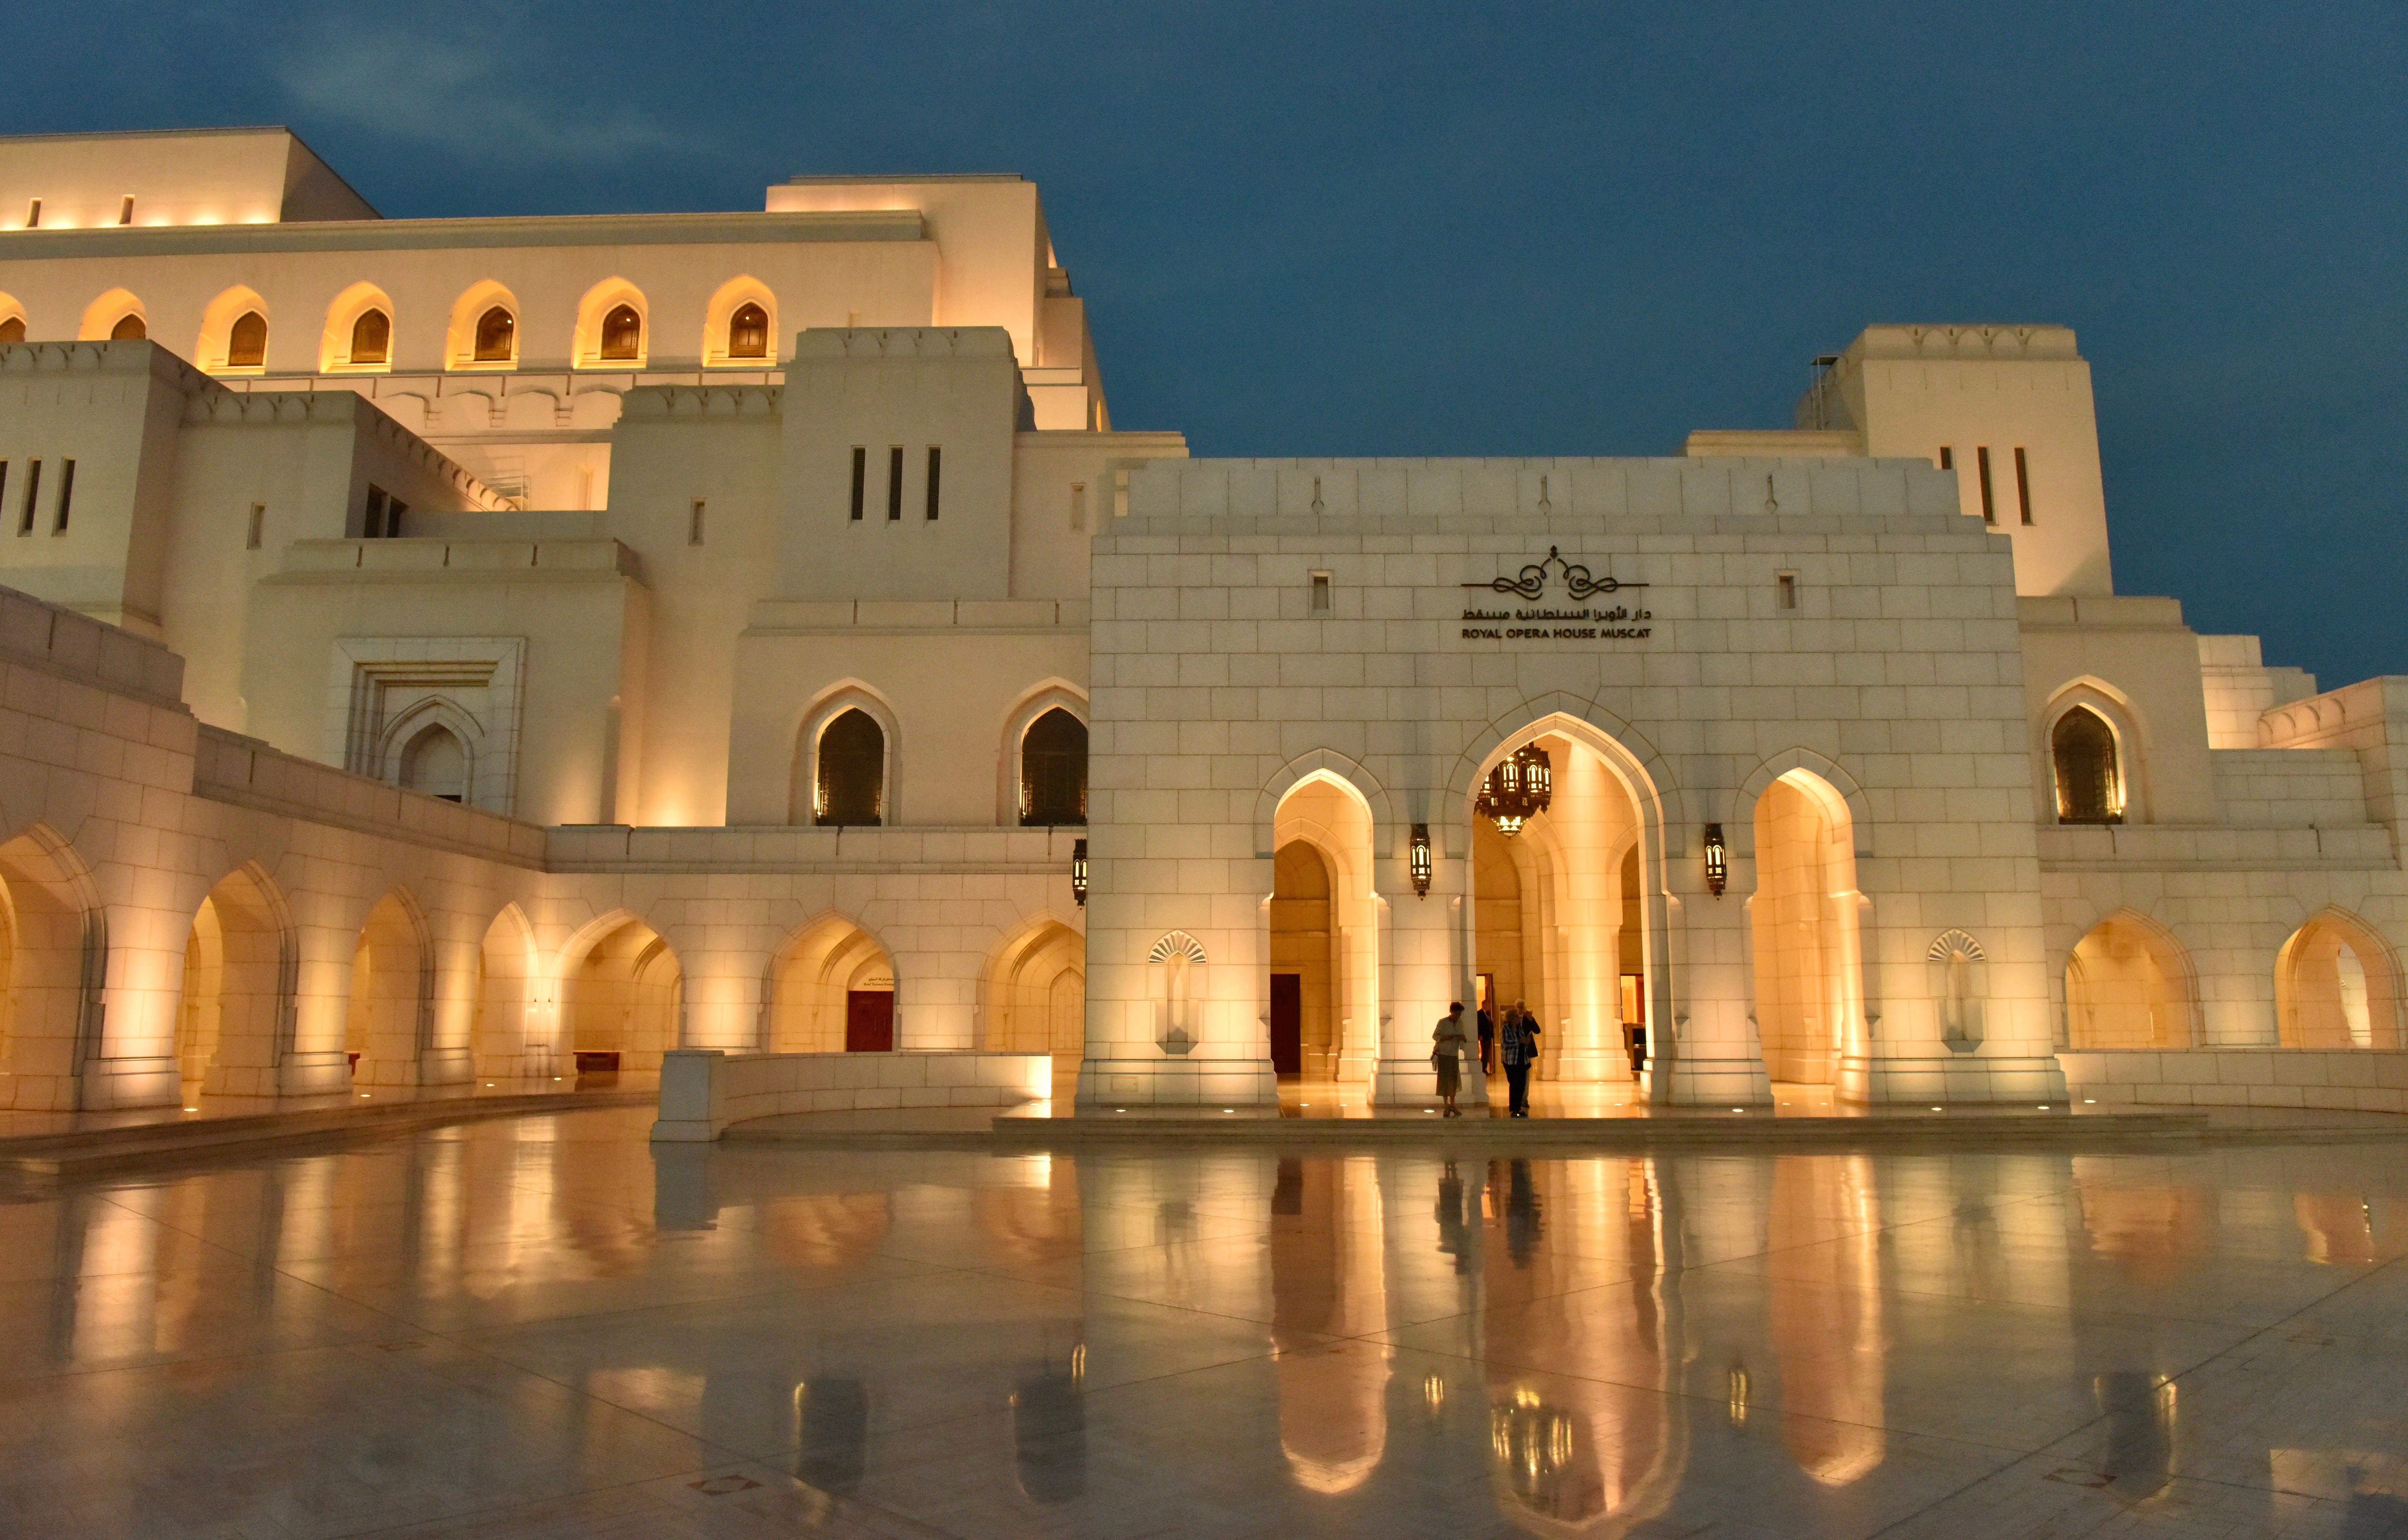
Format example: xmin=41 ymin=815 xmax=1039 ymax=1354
xmin=1459 ymin=548 xmax=1652 ymax=641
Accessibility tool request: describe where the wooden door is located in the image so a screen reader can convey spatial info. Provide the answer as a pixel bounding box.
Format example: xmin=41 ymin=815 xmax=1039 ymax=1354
xmin=844 ymin=989 xmax=894 ymax=1052
xmin=1269 ymin=972 xmax=1302 ymax=1078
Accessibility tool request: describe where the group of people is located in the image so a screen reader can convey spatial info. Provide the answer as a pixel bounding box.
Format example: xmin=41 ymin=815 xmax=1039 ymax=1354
xmin=1430 ymin=998 xmax=1541 ymax=1117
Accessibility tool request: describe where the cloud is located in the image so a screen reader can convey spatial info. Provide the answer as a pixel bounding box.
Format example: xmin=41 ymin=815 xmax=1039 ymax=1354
xmin=274 ymin=22 xmax=707 ymax=168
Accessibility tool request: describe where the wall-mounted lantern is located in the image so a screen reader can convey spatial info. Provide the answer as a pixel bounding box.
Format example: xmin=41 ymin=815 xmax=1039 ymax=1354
xmin=1703 ymin=823 xmax=1727 ymax=897
xmin=1409 ymin=823 xmax=1432 ymax=897
xmin=1071 ymin=838 xmax=1089 ymax=907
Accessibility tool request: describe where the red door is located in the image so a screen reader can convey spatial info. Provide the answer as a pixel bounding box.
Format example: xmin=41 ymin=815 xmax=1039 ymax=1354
xmin=1269 ymin=973 xmax=1302 ymax=1078
xmin=844 ymin=990 xmax=894 ymax=1052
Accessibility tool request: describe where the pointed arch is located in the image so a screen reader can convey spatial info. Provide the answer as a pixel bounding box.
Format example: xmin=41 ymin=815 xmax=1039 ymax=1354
xmin=1254 ymin=751 xmax=1396 ymax=859
xmin=78 ymin=288 xmax=145 ymax=342
xmin=0 ymin=823 xmax=105 ymax=1111
xmin=2065 ymin=908 xmax=2197 ymax=1050
xmin=347 ymin=887 xmax=434 ymax=1086
xmin=321 ymin=280 xmax=394 ymax=371
xmin=997 ymin=679 xmax=1089 ymax=825
xmin=792 ymin=681 xmax=900 ymax=826
xmin=559 ymin=909 xmax=682 ymax=1071
xmin=2039 ymin=679 xmax=2151 ymax=824
xmin=472 ymin=903 xmax=544 ymax=1079
xmin=196 ymin=286 xmax=270 ymax=372
xmin=702 ymin=274 xmax=778 ymax=366
xmin=0 ymin=292 xmax=27 ymax=345
xmin=175 ymin=861 xmax=297 ymax=1099
xmin=446 ymin=280 xmax=519 ymax=368
xmin=762 ymin=909 xmax=895 ymax=1052
xmin=1272 ymin=769 xmax=1381 ymax=1083
xmin=2276 ymin=907 xmax=2402 ymax=1050
xmin=573 ymin=276 xmax=648 ymax=368
xmin=1731 ymin=748 xmax=1872 ymax=858
xmin=978 ymin=912 xmax=1085 ymax=1062
xmin=1749 ymin=769 xmax=1867 ymax=1085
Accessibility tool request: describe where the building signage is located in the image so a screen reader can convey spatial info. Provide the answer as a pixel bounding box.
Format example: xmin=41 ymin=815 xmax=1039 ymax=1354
xmin=1459 ymin=547 xmax=1651 ymax=641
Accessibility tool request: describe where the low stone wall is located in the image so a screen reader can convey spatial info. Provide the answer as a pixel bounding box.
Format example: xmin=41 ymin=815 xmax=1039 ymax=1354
xmin=650 ymin=1048 xmax=1052 ymax=1141
xmin=2059 ymin=1049 xmax=2408 ymax=1114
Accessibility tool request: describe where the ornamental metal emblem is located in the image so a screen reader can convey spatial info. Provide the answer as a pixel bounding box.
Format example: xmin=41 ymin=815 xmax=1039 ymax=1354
xmin=1461 ymin=546 xmax=1645 ymax=602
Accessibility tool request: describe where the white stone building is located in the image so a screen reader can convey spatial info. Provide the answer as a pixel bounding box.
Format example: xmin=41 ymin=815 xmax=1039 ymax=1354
xmin=0 ymin=126 xmax=2399 ymax=1117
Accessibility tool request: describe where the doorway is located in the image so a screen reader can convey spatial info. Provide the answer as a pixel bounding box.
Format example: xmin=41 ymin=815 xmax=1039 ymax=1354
xmin=1270 ymin=973 xmax=1303 ymax=1077
xmin=844 ymin=989 xmax=895 ymax=1052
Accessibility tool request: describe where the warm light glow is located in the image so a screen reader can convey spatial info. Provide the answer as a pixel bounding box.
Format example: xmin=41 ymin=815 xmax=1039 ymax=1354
xmin=1703 ymin=822 xmax=1728 ymax=896
xmin=1408 ymin=823 xmax=1432 ymax=896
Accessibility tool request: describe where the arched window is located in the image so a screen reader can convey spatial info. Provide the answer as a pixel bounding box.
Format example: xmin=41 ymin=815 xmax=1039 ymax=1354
xmin=727 ymin=302 xmax=769 ymax=359
xmin=399 ymin=723 xmax=468 ymax=803
xmin=2052 ymin=707 xmax=2123 ymax=824
xmin=226 ymin=311 xmax=267 ymax=368
xmin=599 ymin=303 xmax=641 ymax=361
xmin=110 ymin=314 xmax=146 ymax=341
xmin=815 ymin=709 xmax=884 ymax=826
xmin=350 ymin=308 xmax=390 ymax=364
xmin=472 ymin=306 xmax=515 ymax=362
xmin=1020 ymin=708 xmax=1087 ymax=826
xmin=0 ymin=317 xmax=23 ymax=345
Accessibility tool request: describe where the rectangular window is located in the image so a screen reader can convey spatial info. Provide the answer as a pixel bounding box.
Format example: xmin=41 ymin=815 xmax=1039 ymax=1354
xmin=363 ymin=487 xmax=389 ymax=539
xmin=848 ymin=446 xmax=866 ymax=520
xmin=387 ymin=497 xmax=408 ymax=535
xmin=1309 ymin=571 xmax=1333 ymax=613
xmin=246 ymin=503 xmax=264 ymax=550
xmin=1777 ymin=571 xmax=1798 ymax=610
xmin=52 ymin=459 xmax=73 ymax=533
xmin=924 ymin=446 xmax=941 ymax=521
xmin=19 ymin=460 xmax=39 ymax=535
xmin=2014 ymin=446 xmax=2033 ymax=525
xmin=118 ymin=194 xmax=134 ymax=226
xmin=886 ymin=446 xmax=904 ymax=521
xmin=689 ymin=498 xmax=706 ymax=546
xmin=1975 ymin=446 xmax=1996 ymax=524
xmin=1069 ymin=481 xmax=1087 ymax=531
xmin=1938 ymin=446 xmax=1953 ymax=470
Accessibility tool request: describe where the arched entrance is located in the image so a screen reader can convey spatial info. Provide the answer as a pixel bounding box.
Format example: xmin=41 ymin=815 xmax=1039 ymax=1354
xmin=1748 ymin=770 xmax=1866 ymax=1086
xmin=1270 ymin=772 xmax=1379 ymax=1085
xmin=2276 ymin=910 xmax=2398 ymax=1049
xmin=983 ymin=919 xmax=1083 ymax=1081
xmin=0 ymin=826 xmax=100 ymax=1112
xmin=345 ymin=891 xmax=430 ymax=1086
xmin=175 ymin=865 xmax=291 ymax=1101
xmin=471 ymin=905 xmax=542 ymax=1080
xmin=2065 ymin=912 xmax=2194 ymax=1049
xmin=766 ymin=914 xmax=894 ymax=1052
xmin=1469 ymin=730 xmax=1651 ymax=1090
xmin=563 ymin=915 xmax=682 ymax=1071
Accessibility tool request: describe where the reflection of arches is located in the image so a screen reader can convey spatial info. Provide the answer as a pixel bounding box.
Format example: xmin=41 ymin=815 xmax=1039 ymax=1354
xmin=1269 ymin=1157 xmax=1389 ymax=1494
xmin=0 ymin=825 xmax=105 ymax=1111
xmin=1769 ymin=1155 xmax=1885 ymax=1485
xmin=764 ymin=912 xmax=895 ymax=1052
xmin=79 ymin=288 xmax=145 ymax=342
xmin=1749 ymin=770 xmax=1865 ymax=1085
xmin=982 ymin=916 xmax=1084 ymax=1065
xmin=573 ymin=277 xmax=647 ymax=367
xmin=196 ymin=286 xmax=270 ymax=371
xmin=175 ymin=863 xmax=295 ymax=1098
xmin=320 ymin=281 xmax=394 ymax=370
xmin=561 ymin=912 xmax=682 ymax=1071
xmin=446 ymin=280 xmax=519 ymax=367
xmin=2066 ymin=910 xmax=2195 ymax=1049
xmin=471 ymin=905 xmax=543 ymax=1079
xmin=702 ymin=274 xmax=777 ymax=365
xmin=1273 ymin=771 xmax=1379 ymax=1083
xmin=345 ymin=890 xmax=432 ymax=1085
xmin=2277 ymin=909 xmax=2401 ymax=1049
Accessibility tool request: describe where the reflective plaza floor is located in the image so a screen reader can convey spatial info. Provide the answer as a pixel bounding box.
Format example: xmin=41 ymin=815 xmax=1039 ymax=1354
xmin=9 ymin=1106 xmax=2408 ymax=1537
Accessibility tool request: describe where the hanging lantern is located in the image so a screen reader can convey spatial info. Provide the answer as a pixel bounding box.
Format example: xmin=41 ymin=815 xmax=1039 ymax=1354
xmin=1475 ymin=742 xmax=1553 ymax=837
xmin=1071 ymin=838 xmax=1089 ymax=907
xmin=1409 ymin=823 xmax=1432 ymax=896
xmin=1703 ymin=823 xmax=1727 ymax=897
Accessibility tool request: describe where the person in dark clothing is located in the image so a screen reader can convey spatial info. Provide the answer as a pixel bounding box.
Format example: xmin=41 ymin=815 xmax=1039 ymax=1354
xmin=1477 ymin=1004 xmax=1496 ymax=1075
xmin=1500 ymin=999 xmax=1540 ymax=1117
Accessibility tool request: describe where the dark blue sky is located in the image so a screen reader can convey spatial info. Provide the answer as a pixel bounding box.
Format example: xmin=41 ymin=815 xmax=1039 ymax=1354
xmin=15 ymin=2 xmax=2404 ymax=685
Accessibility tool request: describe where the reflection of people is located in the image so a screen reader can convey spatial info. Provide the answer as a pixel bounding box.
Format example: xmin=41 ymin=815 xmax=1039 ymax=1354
xmin=1500 ymin=1000 xmax=1540 ymax=1117
xmin=1502 ymin=1158 xmax=1542 ymax=1266
xmin=1432 ymin=1002 xmax=1469 ymax=1116
xmin=1478 ymin=1003 xmax=1496 ymax=1074
xmin=1436 ymin=1159 xmax=1475 ymax=1273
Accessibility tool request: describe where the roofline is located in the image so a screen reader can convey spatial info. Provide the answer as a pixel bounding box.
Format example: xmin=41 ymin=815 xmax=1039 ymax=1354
xmin=782 ymin=173 xmax=1026 ymax=185
xmin=0 ymin=124 xmax=383 ymax=221
xmin=0 ymin=207 xmax=929 ymax=259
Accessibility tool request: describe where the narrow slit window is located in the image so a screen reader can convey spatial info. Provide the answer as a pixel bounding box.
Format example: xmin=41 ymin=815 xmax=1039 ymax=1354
xmin=2015 ymin=446 xmax=2033 ymax=525
xmin=1937 ymin=446 xmax=1953 ymax=470
xmin=23 ymin=198 xmax=39 ymax=230
xmin=925 ymin=446 xmax=941 ymax=521
xmin=887 ymin=446 xmax=904 ymax=521
xmin=52 ymin=460 xmax=73 ymax=533
xmin=0 ymin=465 xmax=10 ymax=530
xmin=246 ymin=503 xmax=265 ymax=550
xmin=1976 ymin=446 xmax=1996 ymax=524
xmin=849 ymin=447 xmax=866 ymax=520
xmin=363 ymin=487 xmax=389 ymax=540
xmin=20 ymin=460 xmax=40 ymax=535
xmin=1309 ymin=571 xmax=1333 ymax=613
xmin=118 ymin=194 xmax=134 ymax=226
xmin=1777 ymin=571 xmax=1798 ymax=610
xmin=689 ymin=498 xmax=706 ymax=546
xmin=1069 ymin=482 xmax=1086 ymax=531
